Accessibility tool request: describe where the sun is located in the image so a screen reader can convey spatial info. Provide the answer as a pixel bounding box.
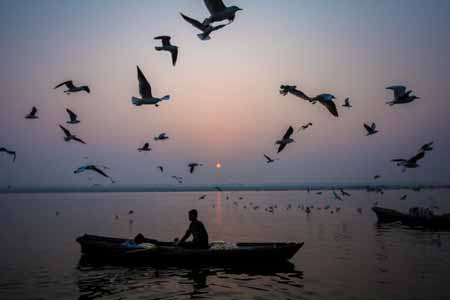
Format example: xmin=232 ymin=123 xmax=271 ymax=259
xmin=216 ymin=163 xmax=222 ymax=169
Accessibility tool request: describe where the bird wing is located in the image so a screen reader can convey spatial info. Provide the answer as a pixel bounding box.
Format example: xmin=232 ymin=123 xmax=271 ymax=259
xmin=391 ymin=159 xmax=406 ymax=162
xmin=189 ymin=165 xmax=195 ymax=173
xmin=264 ymin=154 xmax=272 ymax=161
xmin=277 ymin=143 xmax=287 ymax=153
xmin=344 ymin=98 xmax=350 ymax=105
xmin=154 ymin=35 xmax=171 ymax=46
xmin=371 ymin=123 xmax=376 ymax=130
xmin=73 ymin=136 xmax=87 ymax=144
xmin=409 ymin=151 xmax=425 ymax=163
xmin=137 ymin=66 xmax=152 ymax=98
xmin=282 ymin=126 xmax=294 ymax=139
xmin=59 ymin=125 xmax=71 ymax=137
xmin=171 ymin=48 xmax=178 ymax=66
xmin=363 ymin=123 xmax=372 ymax=132
xmin=291 ymin=88 xmax=311 ymax=101
xmin=66 ymin=109 xmax=77 ymax=121
xmin=319 ymin=100 xmax=339 ymax=117
xmin=386 ymin=86 xmax=406 ymax=98
xmin=180 ymin=13 xmax=206 ymax=31
xmin=90 ymin=166 xmax=110 ymax=178
xmin=204 ymin=0 xmax=227 ymax=14
xmin=55 ymin=80 xmax=74 ymax=89
xmin=31 ymin=106 xmax=37 ymax=115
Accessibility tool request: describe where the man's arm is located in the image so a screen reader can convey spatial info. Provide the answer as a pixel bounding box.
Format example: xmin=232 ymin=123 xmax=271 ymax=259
xmin=177 ymin=228 xmax=191 ymax=244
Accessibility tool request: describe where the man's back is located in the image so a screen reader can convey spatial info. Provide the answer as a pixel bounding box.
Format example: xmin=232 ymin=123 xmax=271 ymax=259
xmin=189 ymin=220 xmax=209 ymax=248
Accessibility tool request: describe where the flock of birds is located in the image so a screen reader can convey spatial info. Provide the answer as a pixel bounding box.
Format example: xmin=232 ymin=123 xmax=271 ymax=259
xmin=0 ymin=0 xmax=436 ymax=192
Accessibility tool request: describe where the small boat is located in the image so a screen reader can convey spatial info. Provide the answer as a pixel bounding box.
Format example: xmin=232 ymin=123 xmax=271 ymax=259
xmin=76 ymin=234 xmax=303 ymax=264
xmin=372 ymin=207 xmax=450 ymax=230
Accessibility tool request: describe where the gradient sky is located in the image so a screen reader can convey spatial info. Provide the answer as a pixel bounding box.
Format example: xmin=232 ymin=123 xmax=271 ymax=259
xmin=1 ymin=0 xmax=450 ymax=188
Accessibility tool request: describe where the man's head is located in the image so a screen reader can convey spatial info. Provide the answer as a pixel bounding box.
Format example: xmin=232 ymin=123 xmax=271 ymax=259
xmin=189 ymin=209 xmax=198 ymax=221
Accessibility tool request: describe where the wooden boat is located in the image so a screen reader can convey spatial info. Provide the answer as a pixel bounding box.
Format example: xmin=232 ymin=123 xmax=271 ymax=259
xmin=76 ymin=234 xmax=303 ymax=264
xmin=372 ymin=207 xmax=450 ymax=230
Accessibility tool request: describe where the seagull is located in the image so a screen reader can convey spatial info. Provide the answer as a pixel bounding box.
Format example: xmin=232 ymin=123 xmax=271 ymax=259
xmin=374 ymin=175 xmax=381 ymax=179
xmin=154 ymin=133 xmax=169 ymax=141
xmin=279 ymin=85 xmax=311 ymax=101
xmin=128 ymin=210 xmax=134 ymax=215
xmin=333 ymin=191 xmax=343 ymax=201
xmin=54 ymin=80 xmax=90 ymax=94
xmin=310 ymin=94 xmax=339 ymax=117
xmin=198 ymin=194 xmax=207 ymax=200
xmin=132 ymin=66 xmax=170 ymax=107
xmin=264 ymin=154 xmax=279 ymax=163
xmin=25 ymin=106 xmax=38 ymax=119
xmin=364 ymin=122 xmax=378 ymax=136
xmin=342 ymin=97 xmax=352 ymax=108
xmin=400 ymin=194 xmax=408 ymax=200
xmin=386 ymin=85 xmax=419 ymax=106
xmin=202 ymin=0 xmax=243 ymax=26
xmin=180 ymin=12 xmax=226 ymax=41
xmin=392 ymin=151 xmax=426 ymax=172
xmin=157 ymin=166 xmax=164 ymax=173
xmin=340 ymin=189 xmax=351 ymax=197
xmin=138 ymin=142 xmax=151 ymax=152
xmin=297 ymin=122 xmax=313 ymax=132
xmin=59 ymin=125 xmax=86 ymax=144
xmin=275 ymin=126 xmax=295 ymax=153
xmin=188 ymin=163 xmax=203 ymax=174
xmin=0 ymin=147 xmax=16 ymax=162
xmin=66 ymin=109 xmax=80 ymax=124
xmin=420 ymin=142 xmax=434 ymax=152
xmin=154 ymin=36 xmax=178 ymax=66
xmin=74 ymin=165 xmax=113 ymax=181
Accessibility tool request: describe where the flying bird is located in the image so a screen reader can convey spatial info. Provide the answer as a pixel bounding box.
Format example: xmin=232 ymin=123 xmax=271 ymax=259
xmin=275 ymin=126 xmax=295 ymax=153
xmin=180 ymin=12 xmax=226 ymax=41
xmin=188 ymin=163 xmax=203 ymax=174
xmin=342 ymin=97 xmax=352 ymax=108
xmin=59 ymin=125 xmax=86 ymax=144
xmin=54 ymin=80 xmax=90 ymax=94
xmin=297 ymin=122 xmax=313 ymax=132
xmin=154 ymin=133 xmax=169 ymax=141
xmin=364 ymin=123 xmax=378 ymax=136
xmin=400 ymin=194 xmax=408 ymax=200
xmin=0 ymin=147 xmax=16 ymax=162
xmin=202 ymin=0 xmax=243 ymax=26
xmin=74 ymin=165 xmax=113 ymax=181
xmin=374 ymin=175 xmax=381 ymax=179
xmin=333 ymin=191 xmax=343 ymax=201
xmin=392 ymin=151 xmax=426 ymax=172
xmin=154 ymin=36 xmax=178 ymax=66
xmin=25 ymin=106 xmax=38 ymax=119
xmin=386 ymin=85 xmax=420 ymax=106
xmin=279 ymin=85 xmax=311 ymax=101
xmin=310 ymin=94 xmax=339 ymax=117
xmin=198 ymin=194 xmax=207 ymax=200
xmin=420 ymin=142 xmax=434 ymax=152
xmin=138 ymin=142 xmax=151 ymax=152
xmin=340 ymin=189 xmax=351 ymax=197
xmin=66 ymin=109 xmax=80 ymax=124
xmin=157 ymin=166 xmax=164 ymax=173
xmin=264 ymin=154 xmax=279 ymax=163
xmin=131 ymin=66 xmax=170 ymax=107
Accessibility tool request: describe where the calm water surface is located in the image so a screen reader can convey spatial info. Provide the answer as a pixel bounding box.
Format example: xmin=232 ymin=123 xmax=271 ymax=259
xmin=1 ymin=190 xmax=450 ymax=300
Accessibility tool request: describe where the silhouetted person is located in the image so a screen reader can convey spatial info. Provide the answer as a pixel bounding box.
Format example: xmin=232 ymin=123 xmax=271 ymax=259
xmin=176 ymin=209 xmax=209 ymax=249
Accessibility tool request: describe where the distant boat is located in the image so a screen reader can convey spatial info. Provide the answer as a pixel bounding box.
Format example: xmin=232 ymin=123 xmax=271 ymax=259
xmin=372 ymin=207 xmax=450 ymax=230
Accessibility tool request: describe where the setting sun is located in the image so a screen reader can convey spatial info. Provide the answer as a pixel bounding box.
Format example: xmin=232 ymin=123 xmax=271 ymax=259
xmin=216 ymin=163 xmax=222 ymax=169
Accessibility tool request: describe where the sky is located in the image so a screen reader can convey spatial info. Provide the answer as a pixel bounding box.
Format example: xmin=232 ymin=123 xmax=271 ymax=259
xmin=1 ymin=0 xmax=450 ymax=189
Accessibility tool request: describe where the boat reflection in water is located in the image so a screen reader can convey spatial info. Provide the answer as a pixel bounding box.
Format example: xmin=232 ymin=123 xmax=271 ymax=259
xmin=76 ymin=257 xmax=304 ymax=300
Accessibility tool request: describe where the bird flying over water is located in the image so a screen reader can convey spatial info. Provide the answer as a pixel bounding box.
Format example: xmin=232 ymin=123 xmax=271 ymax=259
xmin=0 ymin=147 xmax=16 ymax=162
xmin=59 ymin=125 xmax=86 ymax=144
xmin=364 ymin=123 xmax=378 ymax=136
xmin=154 ymin=133 xmax=169 ymax=141
xmin=202 ymin=0 xmax=243 ymax=26
xmin=154 ymin=36 xmax=178 ymax=66
xmin=138 ymin=142 xmax=151 ymax=152
xmin=342 ymin=97 xmax=352 ymax=108
xmin=54 ymin=80 xmax=90 ymax=94
xmin=264 ymin=154 xmax=278 ymax=163
xmin=392 ymin=151 xmax=426 ymax=172
xmin=74 ymin=165 xmax=113 ymax=182
xmin=25 ymin=106 xmax=38 ymax=119
xmin=132 ymin=66 xmax=170 ymax=107
xmin=386 ymin=85 xmax=419 ymax=106
xmin=66 ymin=109 xmax=80 ymax=124
xmin=180 ymin=12 xmax=226 ymax=41
xmin=276 ymin=126 xmax=295 ymax=153
xmin=188 ymin=163 xmax=203 ymax=174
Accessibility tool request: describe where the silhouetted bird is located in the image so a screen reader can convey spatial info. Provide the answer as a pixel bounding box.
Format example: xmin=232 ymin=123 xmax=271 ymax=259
xmin=180 ymin=12 xmax=226 ymax=40
xmin=276 ymin=126 xmax=295 ymax=153
xmin=340 ymin=189 xmax=351 ymax=197
xmin=157 ymin=166 xmax=164 ymax=173
xmin=0 ymin=147 xmax=16 ymax=162
xmin=198 ymin=194 xmax=207 ymax=200
xmin=66 ymin=109 xmax=80 ymax=124
xmin=297 ymin=122 xmax=313 ymax=132
xmin=400 ymin=194 xmax=407 ymax=200
xmin=202 ymin=0 xmax=243 ymax=26
xmin=154 ymin=36 xmax=178 ymax=66
xmin=138 ymin=142 xmax=151 ymax=152
xmin=420 ymin=142 xmax=433 ymax=152
xmin=342 ymin=97 xmax=352 ymax=108
xmin=392 ymin=151 xmax=426 ymax=172
xmin=59 ymin=125 xmax=86 ymax=144
xmin=128 ymin=210 xmax=134 ymax=215
xmin=25 ymin=106 xmax=38 ymax=119
xmin=154 ymin=133 xmax=169 ymax=141
xmin=386 ymin=85 xmax=419 ymax=106
xmin=188 ymin=163 xmax=203 ymax=174
xmin=374 ymin=175 xmax=381 ymax=179
xmin=132 ymin=66 xmax=170 ymax=107
xmin=310 ymin=94 xmax=339 ymax=117
xmin=54 ymin=80 xmax=90 ymax=94
xmin=264 ymin=154 xmax=278 ymax=163
xmin=74 ymin=165 xmax=112 ymax=181
xmin=279 ymin=85 xmax=311 ymax=101
xmin=364 ymin=123 xmax=378 ymax=136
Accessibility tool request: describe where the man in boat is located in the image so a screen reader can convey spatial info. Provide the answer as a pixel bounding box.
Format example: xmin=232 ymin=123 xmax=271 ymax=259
xmin=175 ymin=209 xmax=209 ymax=249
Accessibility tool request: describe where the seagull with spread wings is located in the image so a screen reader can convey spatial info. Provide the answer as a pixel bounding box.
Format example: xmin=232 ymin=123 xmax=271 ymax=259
xmin=310 ymin=94 xmax=339 ymax=117
xmin=66 ymin=109 xmax=80 ymax=124
xmin=202 ymin=0 xmax=243 ymax=26
xmin=264 ymin=154 xmax=279 ymax=163
xmin=59 ymin=125 xmax=86 ymax=144
xmin=74 ymin=165 xmax=113 ymax=182
xmin=154 ymin=133 xmax=169 ymax=141
xmin=364 ymin=122 xmax=378 ymax=136
xmin=138 ymin=143 xmax=151 ymax=152
xmin=0 ymin=147 xmax=16 ymax=162
xmin=279 ymin=85 xmax=311 ymax=101
xmin=180 ymin=12 xmax=227 ymax=40
xmin=392 ymin=151 xmax=426 ymax=172
xmin=131 ymin=66 xmax=170 ymax=107
xmin=54 ymin=80 xmax=90 ymax=94
xmin=154 ymin=36 xmax=178 ymax=66
xmin=275 ymin=126 xmax=295 ymax=153
xmin=342 ymin=97 xmax=352 ymax=108
xmin=188 ymin=162 xmax=203 ymax=174
xmin=25 ymin=106 xmax=38 ymax=119
xmin=386 ymin=85 xmax=420 ymax=106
